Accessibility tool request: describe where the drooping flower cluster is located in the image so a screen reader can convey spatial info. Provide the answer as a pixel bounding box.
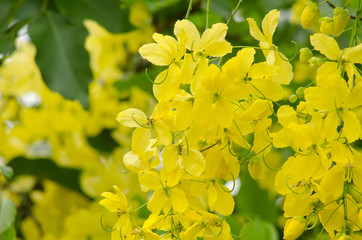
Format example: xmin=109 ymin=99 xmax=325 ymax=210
xmin=100 ymin=5 xmax=362 ymax=239
xmin=102 ymin=10 xmax=293 ymax=239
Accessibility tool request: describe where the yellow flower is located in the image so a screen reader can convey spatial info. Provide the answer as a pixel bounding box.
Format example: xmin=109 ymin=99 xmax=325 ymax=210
xmin=247 ymin=9 xmax=293 ymax=85
xmin=138 ymin=168 xmax=189 ymax=214
xmin=100 ymin=186 xmax=133 ymax=239
xmin=138 ymin=32 xmax=186 ymax=66
xmin=174 ymin=19 xmax=232 ymax=58
xmin=304 ymin=62 xmax=362 ymax=142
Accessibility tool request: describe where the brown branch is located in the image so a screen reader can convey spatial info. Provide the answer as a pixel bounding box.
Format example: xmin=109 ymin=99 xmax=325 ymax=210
xmin=326 ymin=1 xmax=362 ymax=20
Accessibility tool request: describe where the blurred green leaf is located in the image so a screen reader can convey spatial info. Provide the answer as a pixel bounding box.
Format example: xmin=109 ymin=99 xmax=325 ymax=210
xmin=143 ymin=0 xmax=182 ymax=13
xmin=113 ymin=69 xmax=154 ymax=94
xmin=87 ymin=129 xmax=119 ymax=153
xmin=235 ymin=168 xmax=278 ymax=223
xmin=0 ymin=198 xmax=16 ymax=233
xmin=54 ymin=0 xmax=134 ymax=33
xmin=0 ymin=0 xmax=26 ymax=34
xmin=239 ymin=217 xmax=279 ymax=240
xmin=0 ymin=17 xmax=31 ymax=56
xmin=7 ymin=157 xmax=84 ymax=195
xmin=0 ymin=165 xmax=13 ymax=179
xmin=28 ymin=11 xmax=92 ymax=109
xmin=210 ymin=0 xmax=231 ymax=19
xmin=0 ymin=226 xmax=15 ymax=240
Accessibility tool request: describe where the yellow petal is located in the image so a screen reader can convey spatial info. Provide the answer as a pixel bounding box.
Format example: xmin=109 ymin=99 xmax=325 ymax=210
xmin=169 ymin=188 xmax=189 ymax=212
xmin=123 ymin=151 xmax=145 ymax=173
xmin=273 ymin=51 xmax=293 ymax=85
xmin=319 ymin=167 xmax=344 ymax=202
xmin=153 ymin=120 xmax=172 ymax=146
xmin=200 ymin=23 xmax=232 ymax=57
xmin=147 ymin=190 xmax=167 ymax=214
xmin=344 ymin=84 xmax=362 ymax=109
xmin=343 ymin=44 xmax=362 ymax=64
xmin=213 ymin=184 xmax=235 ymax=215
xmin=310 ymin=33 xmax=340 ymax=60
xmin=208 ymin=184 xmax=217 ymax=210
xmin=138 ymin=43 xmax=172 ymax=66
xmin=138 ymin=171 xmax=162 ymax=190
xmin=262 ymin=9 xmax=279 ymax=42
xmin=277 ymin=105 xmax=298 ymax=127
xmin=174 ymin=19 xmax=200 ymax=50
xmin=160 ymin=166 xmax=182 ymax=187
xmin=116 ymin=108 xmax=148 ymax=128
xmin=132 ymin=127 xmax=151 ymax=154
xmin=246 ymin=18 xmax=267 ymax=43
xmin=222 ymin=48 xmax=255 ymax=80
xmin=181 ymin=148 xmax=205 ymax=176
xmin=251 ymin=77 xmax=284 ymax=101
xmin=153 ymin=64 xmax=181 ymax=102
xmin=342 ymin=110 xmax=361 ymax=142
xmin=162 ymin=146 xmax=179 ymax=173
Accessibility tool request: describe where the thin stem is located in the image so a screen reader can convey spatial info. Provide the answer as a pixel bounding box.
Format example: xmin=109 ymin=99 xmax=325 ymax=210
xmin=206 ymin=0 xmax=210 ymax=30
xmin=185 ymin=0 xmax=193 ymax=19
xmin=316 ymin=202 xmax=343 ymax=240
xmin=200 ymin=140 xmax=220 ymax=152
xmin=350 ymin=0 xmax=361 ymax=47
xmin=131 ymin=202 xmax=148 ymax=213
xmin=226 ymin=0 xmax=243 ymax=25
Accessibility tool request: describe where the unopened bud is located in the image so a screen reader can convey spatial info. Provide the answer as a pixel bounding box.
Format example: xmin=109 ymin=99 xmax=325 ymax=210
xmin=299 ymin=48 xmax=313 ymax=63
xmin=296 ymin=87 xmax=305 ymax=99
xmin=283 ymin=217 xmax=306 ymax=240
xmin=289 ymin=94 xmax=298 ymax=103
xmin=320 ymin=17 xmax=335 ymax=35
xmin=333 ymin=7 xmax=350 ymax=37
xmin=308 ymin=57 xmax=323 ymax=70
xmin=301 ymin=2 xmax=320 ymax=29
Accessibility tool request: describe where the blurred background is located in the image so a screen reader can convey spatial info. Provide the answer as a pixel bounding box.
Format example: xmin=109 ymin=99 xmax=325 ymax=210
xmin=0 ymin=0 xmax=360 ymax=239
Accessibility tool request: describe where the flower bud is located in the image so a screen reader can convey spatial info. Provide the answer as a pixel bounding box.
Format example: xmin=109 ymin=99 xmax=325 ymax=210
xmin=296 ymin=87 xmax=305 ymax=99
xmin=283 ymin=217 xmax=306 ymax=240
xmin=301 ymin=2 xmax=320 ymax=29
xmin=320 ymin=17 xmax=335 ymax=35
xmin=289 ymin=94 xmax=298 ymax=103
xmin=333 ymin=7 xmax=350 ymax=37
xmin=308 ymin=57 xmax=323 ymax=70
xmin=299 ymin=48 xmax=313 ymax=63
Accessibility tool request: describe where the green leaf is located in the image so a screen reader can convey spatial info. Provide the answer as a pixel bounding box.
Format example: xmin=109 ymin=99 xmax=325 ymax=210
xmin=0 ymin=226 xmax=15 ymax=240
xmin=0 ymin=0 xmax=26 ymax=34
xmin=28 ymin=11 xmax=92 ymax=109
xmin=239 ymin=217 xmax=279 ymax=240
xmin=54 ymin=0 xmax=134 ymax=33
xmin=113 ymin=69 xmax=154 ymax=94
xmin=210 ymin=0 xmax=231 ymax=19
xmin=0 ymin=165 xmax=13 ymax=179
xmin=87 ymin=129 xmax=119 ymax=153
xmin=0 ymin=198 xmax=16 ymax=233
xmin=143 ymin=0 xmax=181 ymax=13
xmin=7 ymin=157 xmax=84 ymax=195
xmin=235 ymin=167 xmax=278 ymax=223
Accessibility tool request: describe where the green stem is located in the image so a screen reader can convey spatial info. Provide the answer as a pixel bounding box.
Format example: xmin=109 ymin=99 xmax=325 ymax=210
xmin=226 ymin=0 xmax=243 ymax=25
xmin=185 ymin=0 xmax=193 ymax=19
xmin=206 ymin=0 xmax=210 ymax=30
xmin=349 ymin=0 xmax=361 ymax=47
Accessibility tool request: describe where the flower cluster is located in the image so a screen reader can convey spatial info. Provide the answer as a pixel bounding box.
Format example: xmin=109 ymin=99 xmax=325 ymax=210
xmin=100 ymin=4 xmax=362 ymax=239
